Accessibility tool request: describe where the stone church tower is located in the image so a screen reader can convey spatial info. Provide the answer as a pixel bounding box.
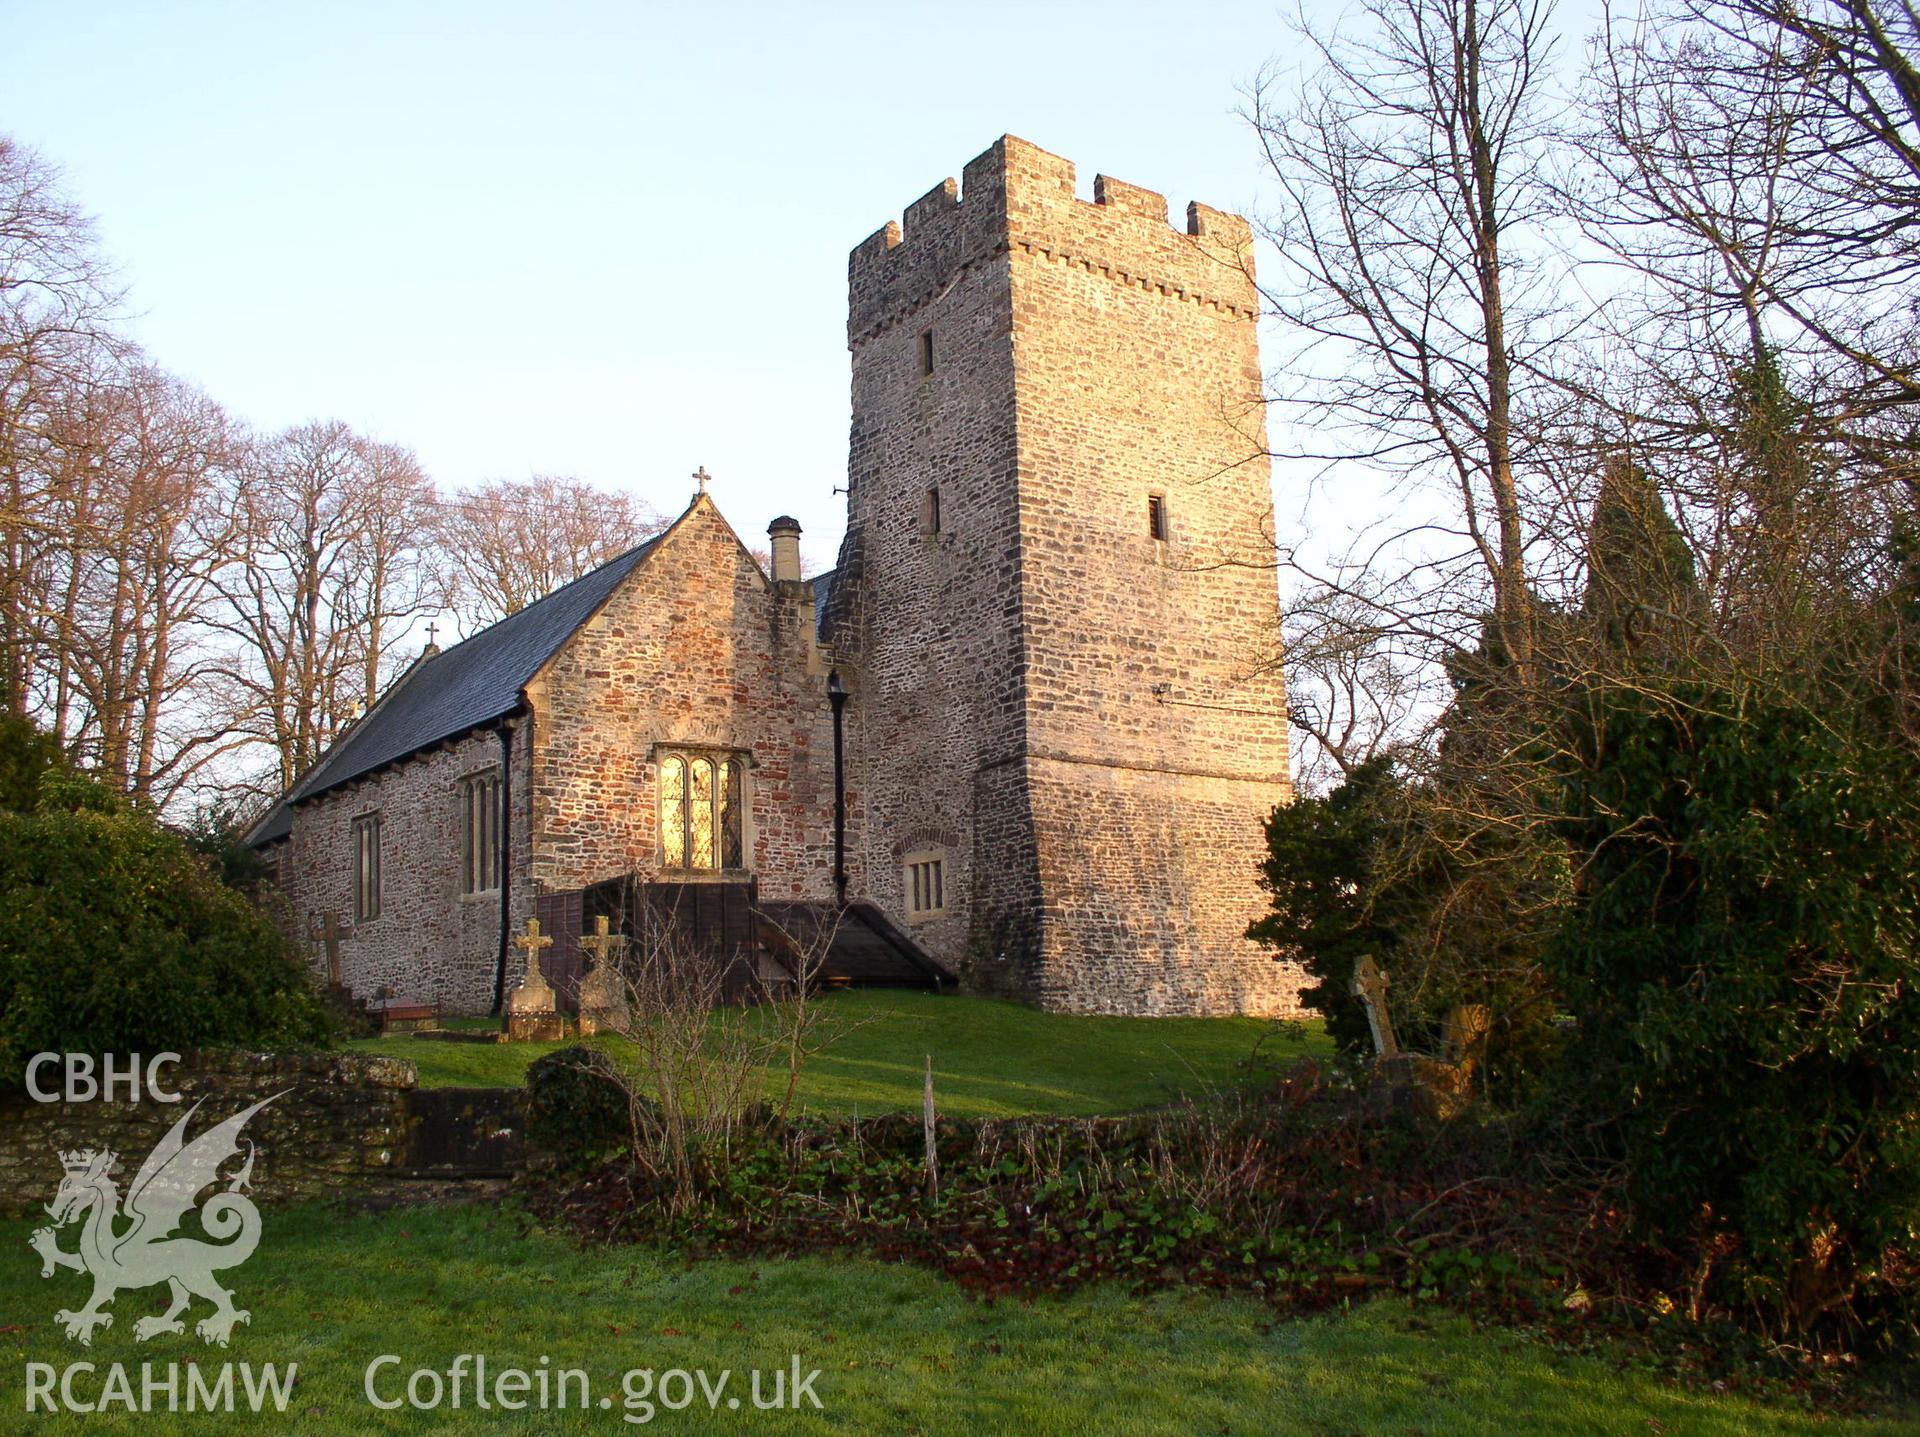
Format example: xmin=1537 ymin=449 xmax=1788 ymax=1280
xmin=829 ymin=135 xmax=1298 ymax=1016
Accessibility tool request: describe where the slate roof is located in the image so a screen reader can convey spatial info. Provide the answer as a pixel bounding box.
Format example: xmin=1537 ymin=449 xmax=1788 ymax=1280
xmin=759 ymin=900 xmax=956 ymax=988
xmin=248 ymin=533 xmax=664 ymax=846
xmin=810 ymin=567 xmax=837 ymax=641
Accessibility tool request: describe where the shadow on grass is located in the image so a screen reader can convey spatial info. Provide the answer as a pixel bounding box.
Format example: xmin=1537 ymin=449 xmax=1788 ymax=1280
xmin=2 ymin=1201 xmax=1903 ymax=1436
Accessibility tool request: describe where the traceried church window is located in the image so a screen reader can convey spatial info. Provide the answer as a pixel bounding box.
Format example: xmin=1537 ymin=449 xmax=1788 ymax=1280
xmin=659 ymin=752 xmax=746 ymax=871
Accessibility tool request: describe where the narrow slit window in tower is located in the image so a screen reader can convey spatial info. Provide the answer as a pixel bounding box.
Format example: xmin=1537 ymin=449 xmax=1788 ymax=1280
xmin=1148 ymin=493 xmax=1169 ymax=542
xmin=919 ymin=330 xmax=935 ymax=376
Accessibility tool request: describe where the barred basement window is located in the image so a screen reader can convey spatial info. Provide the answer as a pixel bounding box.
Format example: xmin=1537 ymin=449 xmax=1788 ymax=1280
xmin=904 ymin=853 xmax=946 ymax=919
xmin=459 ymin=768 xmax=503 ymax=895
xmin=352 ymin=813 xmax=381 ymax=922
xmin=659 ymin=752 xmax=746 ymax=871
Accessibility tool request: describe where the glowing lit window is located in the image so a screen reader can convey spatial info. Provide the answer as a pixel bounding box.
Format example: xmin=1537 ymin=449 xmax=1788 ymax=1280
xmin=659 ymin=751 xmax=747 ymax=871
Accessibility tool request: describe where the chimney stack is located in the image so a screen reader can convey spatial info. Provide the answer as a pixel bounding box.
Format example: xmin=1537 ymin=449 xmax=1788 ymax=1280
xmin=767 ymin=515 xmax=802 ymax=583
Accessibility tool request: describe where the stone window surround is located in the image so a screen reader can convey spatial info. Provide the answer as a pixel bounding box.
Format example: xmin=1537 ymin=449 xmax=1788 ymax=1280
xmin=902 ymin=848 xmax=947 ymax=922
xmin=351 ymin=810 xmax=382 ymax=923
xmin=458 ymin=765 xmax=503 ymax=900
xmin=649 ymin=744 xmax=755 ymax=879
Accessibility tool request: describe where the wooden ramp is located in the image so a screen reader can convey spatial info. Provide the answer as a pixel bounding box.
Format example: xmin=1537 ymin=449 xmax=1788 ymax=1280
xmin=756 ymin=899 xmax=956 ymax=990
xmin=566 ymin=877 xmax=955 ymax=994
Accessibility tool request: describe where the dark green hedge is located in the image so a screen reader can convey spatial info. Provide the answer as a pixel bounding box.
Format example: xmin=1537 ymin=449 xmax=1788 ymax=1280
xmin=1551 ymin=677 xmax=1920 ymax=1335
xmin=0 ymin=776 xmax=329 ymax=1080
xmin=523 ymin=1046 xmax=634 ymax=1165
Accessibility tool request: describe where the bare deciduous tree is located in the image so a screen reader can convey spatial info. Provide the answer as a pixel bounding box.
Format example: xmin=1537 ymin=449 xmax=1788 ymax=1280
xmin=37 ymin=361 xmax=247 ymax=801
xmin=213 ymin=421 xmax=439 ymax=792
xmin=1590 ymin=0 xmax=1920 ymax=413
xmin=436 ymin=474 xmax=663 ymax=631
xmin=1568 ymin=0 xmax=1918 ymax=662
xmin=0 ymin=135 xmax=121 ymax=712
xmin=1283 ymin=576 xmax=1435 ymax=789
xmin=1251 ymin=0 xmax=1564 ymax=680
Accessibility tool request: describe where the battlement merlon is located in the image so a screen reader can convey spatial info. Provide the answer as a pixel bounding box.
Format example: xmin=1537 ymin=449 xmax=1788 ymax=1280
xmin=849 ymin=135 xmax=1258 ymax=344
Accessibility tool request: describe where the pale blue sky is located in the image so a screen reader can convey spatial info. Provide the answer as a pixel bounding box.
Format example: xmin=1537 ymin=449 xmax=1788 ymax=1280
xmin=3 ymin=0 xmax=1311 ymax=575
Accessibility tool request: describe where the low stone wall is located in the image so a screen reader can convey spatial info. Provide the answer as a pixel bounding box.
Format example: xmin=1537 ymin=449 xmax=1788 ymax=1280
xmin=0 ymin=1051 xmax=524 ymax=1219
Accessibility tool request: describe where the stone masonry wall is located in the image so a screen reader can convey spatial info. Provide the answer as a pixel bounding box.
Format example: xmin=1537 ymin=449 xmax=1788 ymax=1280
xmin=0 ymin=1052 xmax=519 ymax=1219
xmin=1004 ymin=142 xmax=1300 ymax=1017
xmin=525 ymin=496 xmax=849 ymax=905
xmin=277 ymin=724 xmax=533 ymax=1016
xmin=839 ymin=143 xmax=1035 ymax=976
xmin=844 ymin=136 xmax=1301 ymax=1015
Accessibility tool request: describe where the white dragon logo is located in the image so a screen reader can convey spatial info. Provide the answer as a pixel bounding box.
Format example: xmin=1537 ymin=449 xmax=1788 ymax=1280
xmin=28 ymin=1094 xmax=283 ymax=1347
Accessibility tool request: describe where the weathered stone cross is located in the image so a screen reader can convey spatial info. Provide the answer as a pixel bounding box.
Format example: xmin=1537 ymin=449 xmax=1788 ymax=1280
xmin=513 ymin=917 xmax=553 ymax=983
xmin=1349 ymin=953 xmax=1401 ymax=1059
xmin=577 ymin=914 xmax=624 ymax=971
xmin=693 ymin=465 xmax=711 ymax=495
xmin=310 ymin=910 xmax=353 ymax=987
xmin=575 ymin=914 xmax=631 ymax=1037
xmin=505 ymin=915 xmax=562 ymax=1037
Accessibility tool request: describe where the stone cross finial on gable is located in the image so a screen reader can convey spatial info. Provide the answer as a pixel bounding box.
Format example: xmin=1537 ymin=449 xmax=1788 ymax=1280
xmin=1350 ymin=953 xmax=1400 ymax=1059
xmin=425 ymin=621 xmax=438 ymax=647
xmin=693 ymin=465 xmax=711 ymax=495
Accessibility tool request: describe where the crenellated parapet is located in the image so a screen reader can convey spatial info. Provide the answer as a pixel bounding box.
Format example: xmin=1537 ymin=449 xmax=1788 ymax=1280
xmin=848 ymin=135 xmax=1259 ymax=347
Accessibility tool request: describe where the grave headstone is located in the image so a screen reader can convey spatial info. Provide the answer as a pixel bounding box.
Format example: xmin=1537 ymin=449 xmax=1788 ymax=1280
xmin=575 ymin=915 xmax=630 ymax=1037
xmin=1349 ymin=954 xmax=1400 ymax=1059
xmin=505 ymin=917 xmax=568 ymax=1042
xmin=1350 ymin=954 xmax=1487 ymax=1119
xmin=310 ymin=911 xmax=353 ymax=988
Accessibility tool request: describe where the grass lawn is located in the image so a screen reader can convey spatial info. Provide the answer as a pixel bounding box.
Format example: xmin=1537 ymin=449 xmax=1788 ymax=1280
xmin=4 ymin=1201 xmax=1907 ymax=1435
xmin=345 ymin=992 xmax=1329 ymax=1117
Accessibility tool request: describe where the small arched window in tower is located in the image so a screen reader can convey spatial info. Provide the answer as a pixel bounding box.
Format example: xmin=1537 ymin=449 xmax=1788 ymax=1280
xmin=1147 ymin=492 xmax=1169 ymax=543
xmin=919 ymin=329 xmax=935 ymax=377
xmin=903 ymin=850 xmax=947 ymax=921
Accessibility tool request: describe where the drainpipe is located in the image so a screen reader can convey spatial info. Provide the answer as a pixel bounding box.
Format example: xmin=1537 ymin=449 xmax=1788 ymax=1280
xmin=827 ymin=670 xmax=848 ymax=907
xmin=490 ymin=710 xmax=522 ymax=1015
